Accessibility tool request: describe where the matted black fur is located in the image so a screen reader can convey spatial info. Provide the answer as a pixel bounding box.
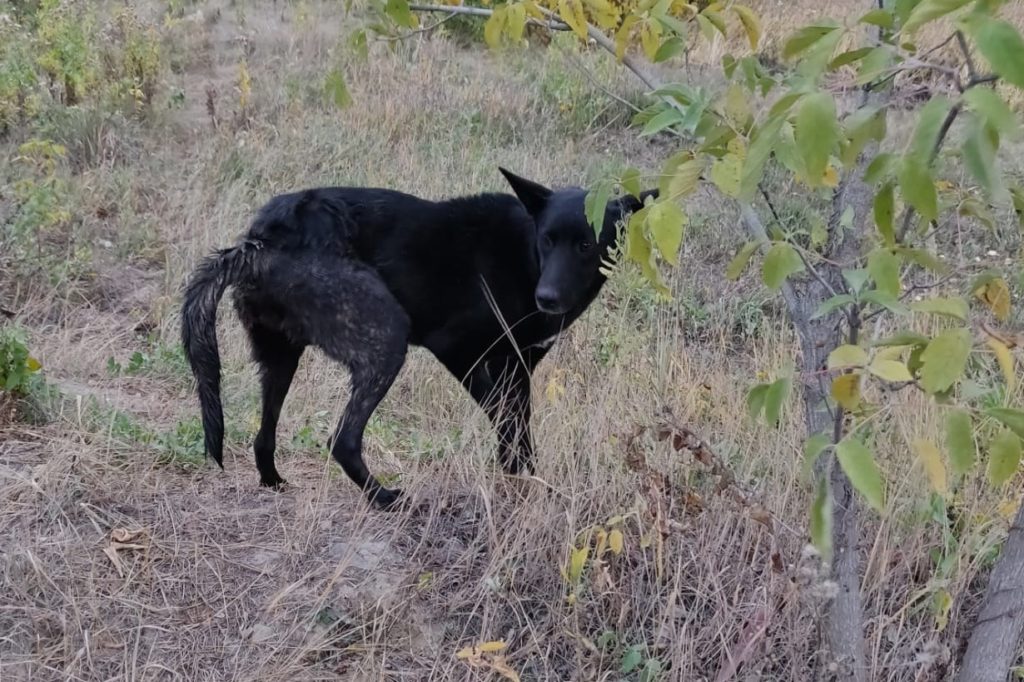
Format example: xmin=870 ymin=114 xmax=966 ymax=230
xmin=181 ymin=168 xmax=656 ymax=509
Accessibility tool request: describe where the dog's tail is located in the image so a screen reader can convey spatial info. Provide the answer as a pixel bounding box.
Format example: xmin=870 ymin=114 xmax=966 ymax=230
xmin=181 ymin=241 xmax=262 ymax=468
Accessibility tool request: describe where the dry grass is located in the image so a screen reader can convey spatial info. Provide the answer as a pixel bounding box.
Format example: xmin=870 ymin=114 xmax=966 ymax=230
xmin=1 ymin=0 xmax=1021 ymax=680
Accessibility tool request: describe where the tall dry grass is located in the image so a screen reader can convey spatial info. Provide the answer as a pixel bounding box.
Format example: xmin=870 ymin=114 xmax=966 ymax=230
xmin=1 ymin=0 xmax=1020 ymax=679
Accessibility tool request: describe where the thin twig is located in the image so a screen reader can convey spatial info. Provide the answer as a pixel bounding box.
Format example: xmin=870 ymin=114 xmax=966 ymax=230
xmin=955 ymin=31 xmax=978 ymax=82
xmin=556 ymin=44 xmax=643 ymax=114
xmin=384 ymin=10 xmax=460 ymax=40
xmin=408 ymin=3 xmax=571 ymax=31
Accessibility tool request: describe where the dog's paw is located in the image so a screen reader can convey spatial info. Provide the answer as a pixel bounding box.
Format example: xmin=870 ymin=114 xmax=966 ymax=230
xmin=369 ymin=487 xmax=406 ymax=511
xmin=259 ymin=473 xmax=288 ymax=490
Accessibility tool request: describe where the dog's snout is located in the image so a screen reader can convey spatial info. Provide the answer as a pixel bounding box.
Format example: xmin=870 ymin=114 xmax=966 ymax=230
xmin=535 ymin=288 xmax=562 ymax=313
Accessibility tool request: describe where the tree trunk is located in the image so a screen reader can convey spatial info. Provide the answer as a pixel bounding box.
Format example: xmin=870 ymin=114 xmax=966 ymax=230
xmin=956 ymin=494 xmax=1024 ymax=681
xmin=786 ymin=95 xmax=880 ymax=680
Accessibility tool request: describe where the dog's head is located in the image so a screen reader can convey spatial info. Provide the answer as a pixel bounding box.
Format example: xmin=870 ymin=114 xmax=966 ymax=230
xmin=500 ymin=167 xmax=657 ymax=315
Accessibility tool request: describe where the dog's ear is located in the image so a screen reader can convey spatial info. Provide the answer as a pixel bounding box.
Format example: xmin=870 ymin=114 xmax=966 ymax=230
xmin=500 ymin=167 xmax=552 ymax=218
xmin=618 ymin=188 xmax=660 ymax=214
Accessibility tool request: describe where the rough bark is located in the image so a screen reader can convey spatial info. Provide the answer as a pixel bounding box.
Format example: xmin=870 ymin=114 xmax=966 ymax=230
xmin=956 ymin=495 xmax=1024 ymax=681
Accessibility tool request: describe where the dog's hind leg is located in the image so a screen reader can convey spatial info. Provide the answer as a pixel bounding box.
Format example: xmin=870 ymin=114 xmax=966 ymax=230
xmin=303 ymin=263 xmax=410 ymax=510
xmin=248 ymin=326 xmax=304 ymax=488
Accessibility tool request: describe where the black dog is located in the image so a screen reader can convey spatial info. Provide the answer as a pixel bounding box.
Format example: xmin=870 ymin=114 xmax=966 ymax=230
xmin=181 ymin=168 xmax=656 ymax=508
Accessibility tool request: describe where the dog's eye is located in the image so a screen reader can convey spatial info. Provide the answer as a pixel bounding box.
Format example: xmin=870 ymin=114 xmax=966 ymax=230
xmin=578 ymin=240 xmax=593 ymax=253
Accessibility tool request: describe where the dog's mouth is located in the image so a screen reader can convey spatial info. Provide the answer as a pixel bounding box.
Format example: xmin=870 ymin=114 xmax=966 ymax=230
xmin=535 ymin=298 xmax=569 ymax=315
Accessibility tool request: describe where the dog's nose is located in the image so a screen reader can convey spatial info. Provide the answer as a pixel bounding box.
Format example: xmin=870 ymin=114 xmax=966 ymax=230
xmin=535 ymin=289 xmax=561 ymax=313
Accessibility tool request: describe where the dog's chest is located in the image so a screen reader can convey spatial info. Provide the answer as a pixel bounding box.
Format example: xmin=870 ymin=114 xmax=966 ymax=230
xmin=527 ymin=331 xmax=561 ymax=351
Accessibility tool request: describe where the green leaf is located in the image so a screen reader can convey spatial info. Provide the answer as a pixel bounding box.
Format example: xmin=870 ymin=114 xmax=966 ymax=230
xmin=963 ymin=118 xmax=1005 ymax=201
xmin=867 ymin=248 xmax=900 ymax=297
xmin=646 ymin=200 xmax=686 ymax=266
xmin=908 ymin=97 xmax=952 ymax=161
xmin=919 ymin=327 xmax=972 ymax=394
xmin=836 ymin=438 xmax=886 ymax=513
xmin=764 ymin=376 xmax=791 ymax=426
xmin=843 ymin=268 xmax=870 ymax=294
xmin=620 ymin=646 xmax=644 ymax=674
xmin=830 ymin=47 xmax=874 ymax=70
xmin=710 ymin=153 xmax=742 ymax=198
xmin=969 ymin=17 xmax=1024 ymax=89
xmin=740 ymin=115 xmax=784 ymax=200
xmin=874 ymin=183 xmax=896 ymax=246
xmin=782 ymin=24 xmax=840 ymax=60
xmin=620 ymin=168 xmax=642 ymax=198
xmin=861 ymin=289 xmax=910 ymax=315
xmin=828 ymin=344 xmax=869 ymax=369
xmin=869 ymin=359 xmax=914 ymax=382
xmin=746 ymin=383 xmax=770 ymax=419
xmin=804 ymin=432 xmax=831 ymax=478
xmin=989 ymin=408 xmax=1024 ymax=441
xmin=385 ymin=0 xmax=419 ymax=28
xmin=654 ymin=36 xmax=685 ymax=63
xmin=894 ymin=0 xmax=921 ymax=24
xmin=945 ymin=409 xmax=975 ymax=477
xmin=733 ymin=5 xmax=761 ymax=50
xmin=899 ymin=161 xmax=937 ymax=222
xmin=964 ymin=87 xmax=1020 ymax=140
xmin=842 ymin=106 xmax=887 ymax=166
xmin=901 ymin=0 xmax=971 ymax=34
xmin=323 ymin=69 xmax=352 ymax=108
xmin=641 ymin=107 xmax=686 ymax=136
xmin=659 ymin=152 xmax=702 ymax=199
xmin=762 ymin=242 xmax=804 ymax=290
xmin=810 ymin=477 xmax=833 ymax=561
xmin=856 ymin=46 xmax=896 ymax=84
xmin=813 ymin=294 xmax=855 ymax=319
xmin=794 ymin=92 xmax=838 ymax=184
xmin=865 ymin=152 xmax=897 ymax=185
xmin=895 ymin=247 xmax=949 ymax=273
xmin=987 ymin=429 xmax=1021 ymax=487
xmin=910 ymin=297 xmax=969 ymax=321
xmin=873 ymin=331 xmax=929 ymax=347
xmin=859 ymin=8 xmax=894 ymax=28
xmin=584 ymin=180 xmax=614 ymax=233
xmin=727 ymin=240 xmax=760 ymax=280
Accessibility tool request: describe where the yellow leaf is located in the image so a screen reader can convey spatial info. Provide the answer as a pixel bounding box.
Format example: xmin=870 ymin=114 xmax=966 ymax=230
xmin=987 ymin=338 xmax=1016 ymax=392
xmin=868 ymin=359 xmax=913 ymax=383
xmin=478 ymin=640 xmax=508 ymax=653
xmin=913 ymin=438 xmax=947 ymax=496
xmin=545 ymin=369 xmax=566 ymax=403
xmin=831 ymin=373 xmax=861 ymax=410
xmin=975 ymin=277 xmax=1012 ymax=321
xmin=584 ymin=0 xmax=619 ymax=29
xmin=558 ymin=0 xmax=589 ymax=39
xmin=615 ymin=15 xmax=639 ymax=61
xmin=26 ymin=356 xmax=42 ymax=372
xmin=998 ymin=497 xmax=1018 ymax=519
xmin=639 ymin=18 xmax=662 ymax=61
xmin=933 ymin=588 xmax=952 ymax=632
xmin=566 ymin=545 xmax=589 ymax=584
xmin=828 ymin=344 xmax=869 ymax=369
xmin=821 ymin=165 xmax=839 ymax=188
xmin=733 ymin=5 xmax=761 ymax=50
xmin=484 ymin=7 xmax=507 ymax=48
xmin=608 ymin=528 xmax=624 ymax=555
xmin=523 ymin=0 xmax=545 ymax=19
xmin=594 ymin=528 xmax=608 ymax=557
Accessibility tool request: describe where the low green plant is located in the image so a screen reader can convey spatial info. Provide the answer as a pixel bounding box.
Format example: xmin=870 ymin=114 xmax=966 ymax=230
xmin=0 ymin=326 xmax=43 ymax=395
